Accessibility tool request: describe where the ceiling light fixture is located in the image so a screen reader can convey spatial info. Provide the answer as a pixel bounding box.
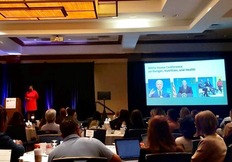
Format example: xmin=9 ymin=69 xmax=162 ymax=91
xmin=0 ymin=0 xmax=118 ymax=21
xmin=50 ymin=35 xmax=64 ymax=42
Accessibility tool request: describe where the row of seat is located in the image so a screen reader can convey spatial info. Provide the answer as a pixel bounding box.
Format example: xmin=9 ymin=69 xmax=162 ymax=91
xmin=51 ymin=144 xmax=232 ymax=162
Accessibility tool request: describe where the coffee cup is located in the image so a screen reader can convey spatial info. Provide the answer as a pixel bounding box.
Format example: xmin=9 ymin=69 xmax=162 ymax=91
xmin=34 ymin=148 xmax=42 ymax=162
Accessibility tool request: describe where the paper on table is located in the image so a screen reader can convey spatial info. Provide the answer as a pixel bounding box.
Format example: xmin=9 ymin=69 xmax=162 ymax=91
xmin=85 ymin=130 xmax=94 ymax=138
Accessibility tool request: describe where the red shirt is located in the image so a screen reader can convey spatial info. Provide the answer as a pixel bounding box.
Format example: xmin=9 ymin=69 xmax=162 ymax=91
xmin=25 ymin=90 xmax=39 ymax=112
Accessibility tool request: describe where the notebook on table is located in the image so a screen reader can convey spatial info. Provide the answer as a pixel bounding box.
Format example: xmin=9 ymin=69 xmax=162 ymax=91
xmin=115 ymin=138 xmax=140 ymax=162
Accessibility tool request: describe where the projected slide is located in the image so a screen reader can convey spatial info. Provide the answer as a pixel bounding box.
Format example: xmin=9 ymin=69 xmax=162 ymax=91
xmin=145 ymin=59 xmax=227 ymax=106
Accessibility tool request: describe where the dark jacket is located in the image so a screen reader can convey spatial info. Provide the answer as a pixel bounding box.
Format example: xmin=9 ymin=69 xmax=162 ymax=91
xmin=0 ymin=132 xmax=25 ymax=162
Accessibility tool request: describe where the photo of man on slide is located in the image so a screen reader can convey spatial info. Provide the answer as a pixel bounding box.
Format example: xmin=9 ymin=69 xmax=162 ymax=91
xmin=177 ymin=80 xmax=193 ymax=97
xmin=149 ymin=79 xmax=170 ymax=98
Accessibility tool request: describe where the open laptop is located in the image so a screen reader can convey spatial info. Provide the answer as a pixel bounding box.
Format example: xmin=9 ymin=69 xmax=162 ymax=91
xmin=115 ymin=138 xmax=140 ymax=162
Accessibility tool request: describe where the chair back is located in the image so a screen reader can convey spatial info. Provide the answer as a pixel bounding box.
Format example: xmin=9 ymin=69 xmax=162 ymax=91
xmin=192 ymin=139 xmax=200 ymax=154
xmin=124 ymin=129 xmax=147 ymax=142
xmin=84 ymin=129 xmax=106 ymax=144
xmin=224 ymin=144 xmax=232 ymax=162
xmin=37 ymin=130 xmax=58 ymax=135
xmin=146 ymin=152 xmax=192 ymax=162
xmin=38 ymin=134 xmax=63 ymax=144
xmin=52 ymin=157 xmax=107 ymax=162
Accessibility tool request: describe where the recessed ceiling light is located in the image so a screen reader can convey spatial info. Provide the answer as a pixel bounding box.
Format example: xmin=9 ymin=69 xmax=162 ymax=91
xmin=112 ymin=17 xmax=117 ymax=19
xmin=8 ymin=52 xmax=21 ymax=55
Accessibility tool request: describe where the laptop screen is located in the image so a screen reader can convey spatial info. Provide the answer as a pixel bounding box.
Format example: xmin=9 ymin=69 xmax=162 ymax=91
xmin=115 ymin=138 xmax=140 ymax=160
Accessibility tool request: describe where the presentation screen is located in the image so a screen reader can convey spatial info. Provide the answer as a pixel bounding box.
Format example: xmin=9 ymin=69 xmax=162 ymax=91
xmin=145 ymin=59 xmax=227 ymax=106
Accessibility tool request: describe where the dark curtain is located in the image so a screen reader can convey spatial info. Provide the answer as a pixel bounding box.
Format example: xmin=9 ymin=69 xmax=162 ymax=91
xmin=0 ymin=63 xmax=95 ymax=121
xmin=127 ymin=61 xmax=149 ymax=116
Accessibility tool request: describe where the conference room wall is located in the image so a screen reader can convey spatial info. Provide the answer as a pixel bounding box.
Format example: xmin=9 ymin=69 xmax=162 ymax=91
xmin=94 ymin=62 xmax=128 ymax=118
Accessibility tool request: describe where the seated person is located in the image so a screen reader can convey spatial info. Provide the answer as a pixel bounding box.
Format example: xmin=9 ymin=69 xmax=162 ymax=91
xmin=177 ymin=80 xmax=193 ymax=97
xmin=198 ymin=79 xmax=209 ymax=97
xmin=223 ymin=109 xmax=232 ymax=140
xmin=56 ymin=107 xmax=67 ymax=125
xmin=66 ymin=107 xmax=78 ymax=120
xmin=167 ymin=109 xmax=180 ymax=133
xmin=192 ymin=110 xmax=227 ymax=162
xmin=175 ymin=116 xmax=197 ymax=152
xmin=139 ymin=115 xmax=183 ymax=162
xmin=124 ymin=109 xmax=147 ymax=139
xmin=41 ymin=109 xmax=60 ymax=133
xmin=205 ymin=78 xmax=216 ymax=95
xmin=6 ymin=112 xmax=27 ymax=142
xmin=48 ymin=117 xmax=121 ymax=162
xmin=149 ymin=79 xmax=170 ymax=98
xmin=88 ymin=111 xmax=104 ymax=129
xmin=110 ymin=109 xmax=130 ymax=130
xmin=0 ymin=106 xmax=25 ymax=162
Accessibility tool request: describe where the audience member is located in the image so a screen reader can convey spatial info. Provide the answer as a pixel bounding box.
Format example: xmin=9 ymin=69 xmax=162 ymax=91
xmin=220 ymin=109 xmax=232 ymax=129
xmin=191 ymin=109 xmax=199 ymax=119
xmin=56 ymin=107 xmax=67 ymax=124
xmin=110 ymin=109 xmax=130 ymax=130
xmin=179 ymin=107 xmax=190 ymax=119
xmin=66 ymin=107 xmax=78 ymax=120
xmin=112 ymin=110 xmax=120 ymax=120
xmin=8 ymin=111 xmax=25 ymax=126
xmin=150 ymin=107 xmax=166 ymax=118
xmin=6 ymin=111 xmax=27 ymax=142
xmin=223 ymin=109 xmax=232 ymax=139
xmin=0 ymin=106 xmax=25 ymax=162
xmin=191 ymin=110 xmax=227 ymax=162
xmin=167 ymin=109 xmax=180 ymax=132
xmin=88 ymin=110 xmax=103 ymax=129
xmin=147 ymin=107 xmax=166 ymax=125
xmin=175 ymin=116 xmax=197 ymax=152
xmin=48 ymin=116 xmax=121 ymax=162
xmin=41 ymin=109 xmax=60 ymax=133
xmin=129 ymin=109 xmax=146 ymax=129
xmin=124 ymin=109 xmax=146 ymax=138
xmin=139 ymin=115 xmax=183 ymax=162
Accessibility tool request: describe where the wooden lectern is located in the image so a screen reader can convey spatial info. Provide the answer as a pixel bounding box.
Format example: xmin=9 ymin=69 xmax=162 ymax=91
xmin=4 ymin=98 xmax=22 ymax=121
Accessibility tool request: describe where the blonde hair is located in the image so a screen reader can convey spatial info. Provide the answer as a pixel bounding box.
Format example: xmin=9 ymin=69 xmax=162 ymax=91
xmin=45 ymin=109 xmax=56 ymax=123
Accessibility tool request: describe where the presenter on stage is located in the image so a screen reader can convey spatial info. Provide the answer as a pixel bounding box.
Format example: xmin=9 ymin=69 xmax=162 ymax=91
xmin=149 ymin=79 xmax=170 ymax=98
xmin=25 ymin=85 xmax=39 ymax=121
